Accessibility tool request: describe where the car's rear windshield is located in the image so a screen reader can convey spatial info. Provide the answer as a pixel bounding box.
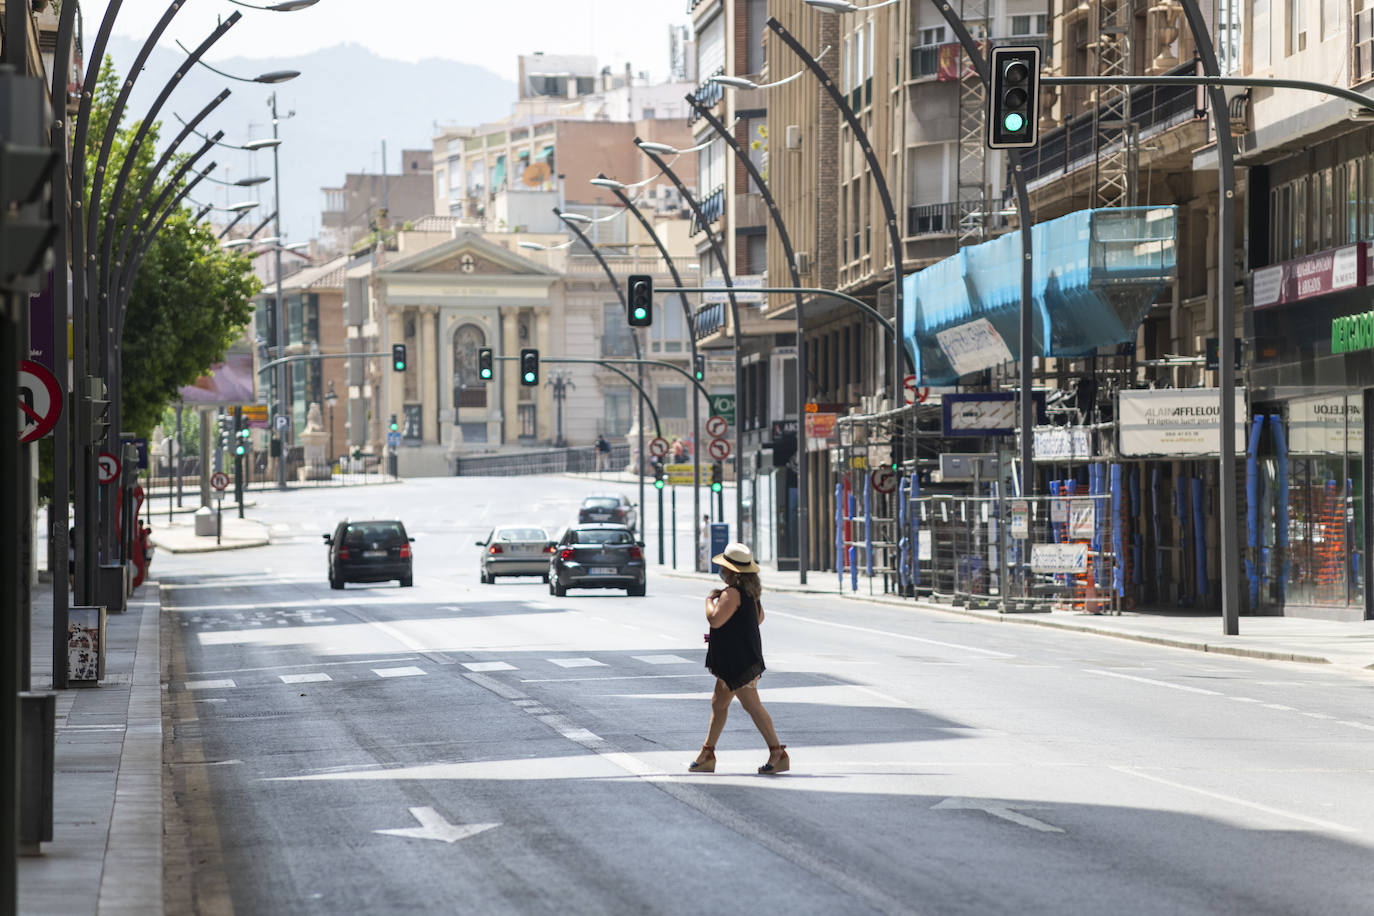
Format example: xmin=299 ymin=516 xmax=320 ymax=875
xmin=496 ymin=528 xmax=546 ymax=541
xmin=344 ymin=522 xmax=406 ymax=544
xmin=583 ymin=498 xmax=620 ymax=509
xmin=573 ymin=529 xmax=633 ymax=545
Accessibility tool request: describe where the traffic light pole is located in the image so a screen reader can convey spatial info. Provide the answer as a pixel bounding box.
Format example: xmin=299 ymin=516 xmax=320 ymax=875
xmin=491 ymin=355 xmax=663 ymax=437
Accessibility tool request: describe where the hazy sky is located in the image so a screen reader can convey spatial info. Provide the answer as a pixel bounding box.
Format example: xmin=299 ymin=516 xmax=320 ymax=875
xmin=78 ymin=0 xmax=692 ymax=81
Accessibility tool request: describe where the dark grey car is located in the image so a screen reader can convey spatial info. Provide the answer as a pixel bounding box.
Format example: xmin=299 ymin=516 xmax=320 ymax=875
xmin=548 ymin=524 xmax=645 ymax=597
xmin=325 ymin=520 xmax=413 ymax=588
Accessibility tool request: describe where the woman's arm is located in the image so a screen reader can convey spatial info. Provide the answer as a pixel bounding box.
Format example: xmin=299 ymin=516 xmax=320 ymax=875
xmin=706 ymin=587 xmax=741 ymax=628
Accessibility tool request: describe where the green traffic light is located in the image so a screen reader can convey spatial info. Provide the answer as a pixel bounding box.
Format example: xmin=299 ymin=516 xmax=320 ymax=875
xmin=1003 ymin=112 xmax=1025 ymax=133
xmin=633 ymin=307 xmax=647 ymax=320
xmin=711 ymin=482 xmax=723 ymax=493
xmin=480 ymin=369 xmax=492 ymax=379
xmin=523 ymin=372 xmax=535 ymax=383
xmin=654 ymin=479 xmax=664 ymax=490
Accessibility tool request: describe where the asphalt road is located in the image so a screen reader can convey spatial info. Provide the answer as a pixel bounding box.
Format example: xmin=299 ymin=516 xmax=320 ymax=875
xmin=158 ymin=475 xmax=1374 ymax=915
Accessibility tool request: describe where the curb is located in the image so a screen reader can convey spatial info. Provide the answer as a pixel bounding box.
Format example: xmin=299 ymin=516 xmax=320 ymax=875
xmin=151 ymin=538 xmax=271 ymax=554
xmin=658 ymin=568 xmax=1339 ymax=667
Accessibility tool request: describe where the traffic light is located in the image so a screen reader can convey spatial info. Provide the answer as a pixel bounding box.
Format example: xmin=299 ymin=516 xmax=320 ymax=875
xmin=520 ymin=348 xmax=539 ymax=386
xmin=235 ymin=425 xmax=250 ymax=458
xmin=987 ymin=45 xmax=1041 ymax=149
xmin=0 ymin=75 xmax=57 ymax=288
xmin=83 ymin=377 xmax=110 ymax=444
xmin=711 ymin=461 xmax=723 ymax=493
xmin=389 ymin=414 xmax=399 ymax=433
xmin=216 ymin=413 xmax=232 ymax=449
xmin=479 ymin=347 xmax=493 ymax=381
xmin=694 ymin=354 xmax=706 ymax=382
xmin=392 ymin=343 xmax=407 ymax=372
xmin=627 ymin=274 xmax=653 ymax=327
xmin=652 ymin=457 xmax=665 ymax=490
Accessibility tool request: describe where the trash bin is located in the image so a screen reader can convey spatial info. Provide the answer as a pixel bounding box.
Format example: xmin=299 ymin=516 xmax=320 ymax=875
xmin=67 ymin=605 xmax=107 ymax=683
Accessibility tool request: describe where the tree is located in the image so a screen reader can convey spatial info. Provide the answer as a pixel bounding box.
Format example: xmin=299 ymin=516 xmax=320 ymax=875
xmin=85 ymin=58 xmax=261 ymax=439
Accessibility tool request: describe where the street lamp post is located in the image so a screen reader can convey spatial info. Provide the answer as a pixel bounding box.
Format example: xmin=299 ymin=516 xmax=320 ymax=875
xmin=325 ymin=380 xmax=338 ymax=472
xmin=634 ymin=139 xmax=747 ymax=533
xmin=270 ymin=91 xmax=291 ymax=489
xmin=589 ymin=175 xmax=704 ymax=575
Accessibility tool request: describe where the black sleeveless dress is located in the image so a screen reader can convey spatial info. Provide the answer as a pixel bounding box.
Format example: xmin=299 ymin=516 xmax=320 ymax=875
xmin=705 ymin=589 xmax=765 ymax=690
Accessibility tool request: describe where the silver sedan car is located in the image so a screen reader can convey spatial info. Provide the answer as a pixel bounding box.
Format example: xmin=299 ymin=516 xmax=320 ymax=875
xmin=477 ymin=526 xmax=553 ymax=583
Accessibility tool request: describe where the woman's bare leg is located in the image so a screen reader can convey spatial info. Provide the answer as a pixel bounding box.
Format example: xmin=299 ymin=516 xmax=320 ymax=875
xmin=734 ymin=683 xmax=780 ymax=748
xmin=704 ymin=679 xmax=734 ymax=747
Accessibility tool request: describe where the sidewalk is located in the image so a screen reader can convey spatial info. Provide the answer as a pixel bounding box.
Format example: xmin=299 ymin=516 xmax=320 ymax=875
xmin=661 ymin=566 xmax=1374 ymax=672
xmin=147 ymin=511 xmax=270 ymax=554
xmin=20 ymin=580 xmax=164 ymax=916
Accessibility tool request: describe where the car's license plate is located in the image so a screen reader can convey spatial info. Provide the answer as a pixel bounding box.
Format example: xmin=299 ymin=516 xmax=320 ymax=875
xmin=363 ymin=549 xmax=386 ymax=558
xmin=590 ymin=566 xmax=617 ymax=575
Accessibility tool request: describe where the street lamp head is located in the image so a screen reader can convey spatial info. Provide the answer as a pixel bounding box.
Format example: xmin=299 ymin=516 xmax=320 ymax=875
xmin=556 ymin=212 xmax=594 ymax=224
xmin=283 ymin=241 xmax=309 ymax=252
xmin=235 ymin=175 xmax=271 ymax=187
xmin=242 ymin=138 xmax=282 ymax=151
xmin=518 ymin=241 xmax=547 ymax=251
xmin=636 ymin=140 xmax=679 ymax=155
xmin=223 ymin=238 xmax=253 ymax=249
xmin=255 ymin=70 xmax=300 ymax=84
xmin=804 ymin=0 xmax=860 ymax=10
xmin=713 ymin=75 xmax=760 ymax=91
xmin=226 ymin=201 xmax=259 ymax=212
xmin=269 ymin=0 xmax=322 ymax=9
xmin=589 ymin=177 xmax=628 ymax=190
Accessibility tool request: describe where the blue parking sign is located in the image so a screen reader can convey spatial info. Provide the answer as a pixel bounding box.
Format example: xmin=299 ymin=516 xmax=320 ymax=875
xmin=708 ymin=523 xmax=729 ymax=574
xmin=133 ymin=438 xmax=148 ymax=469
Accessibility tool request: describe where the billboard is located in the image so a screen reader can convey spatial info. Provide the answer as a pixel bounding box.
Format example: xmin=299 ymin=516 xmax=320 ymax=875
xmin=178 ymin=350 xmax=259 ymax=407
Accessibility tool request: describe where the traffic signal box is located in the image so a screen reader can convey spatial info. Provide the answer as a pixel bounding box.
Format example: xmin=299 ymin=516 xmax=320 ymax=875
xmin=479 ymin=347 xmax=494 ymax=381
xmin=711 ymin=461 xmax=723 ymax=493
xmin=627 ymin=274 xmax=653 ymax=327
xmin=987 ymin=46 xmax=1041 ymax=149
xmin=389 ymin=414 xmax=399 ymax=433
xmin=652 ymin=457 xmax=665 ymax=490
xmin=235 ymin=425 xmax=250 ymax=457
xmin=694 ymin=354 xmax=706 ymax=382
xmin=392 ymin=343 xmax=408 ymax=372
xmin=0 ymin=72 xmax=57 ymax=290
xmin=520 ymin=348 xmax=539 ymax=386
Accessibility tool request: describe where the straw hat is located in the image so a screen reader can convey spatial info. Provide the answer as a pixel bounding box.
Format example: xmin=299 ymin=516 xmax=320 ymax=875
xmin=712 ymin=542 xmax=760 ymax=574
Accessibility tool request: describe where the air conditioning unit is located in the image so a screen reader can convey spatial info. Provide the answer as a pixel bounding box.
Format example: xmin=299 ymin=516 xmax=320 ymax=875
xmin=794 ymin=250 xmax=811 ymax=275
xmin=785 ymin=124 xmax=802 ymax=150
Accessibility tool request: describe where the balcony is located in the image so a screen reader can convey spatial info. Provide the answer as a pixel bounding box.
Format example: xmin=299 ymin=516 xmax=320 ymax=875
xmin=687 ymin=68 xmax=725 ymax=124
xmin=906 ymin=200 xmax=1009 ymax=238
xmin=566 ymin=253 xmax=674 ymax=276
xmin=691 ymin=185 xmax=726 ymax=236
xmin=1021 ymin=60 xmax=1202 ymax=186
xmin=908 ymin=37 xmax=1049 ymax=83
xmin=735 ymin=192 xmax=767 ymax=229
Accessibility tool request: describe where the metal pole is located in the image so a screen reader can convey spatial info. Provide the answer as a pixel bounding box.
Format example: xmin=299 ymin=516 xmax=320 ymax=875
xmin=634 ymin=140 xmax=745 ymax=532
xmin=672 ymin=485 xmax=678 ymax=569
xmin=272 ymin=92 xmax=288 ymax=489
xmin=658 ymin=483 xmax=665 ymax=564
xmin=688 ymin=97 xmax=812 ymax=583
xmin=601 ymin=178 xmax=704 ymax=585
xmin=1175 ymin=0 xmax=1240 ymax=634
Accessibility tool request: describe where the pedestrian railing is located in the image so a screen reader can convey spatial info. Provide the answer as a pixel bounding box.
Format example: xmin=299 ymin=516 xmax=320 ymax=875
xmin=453 ymin=444 xmax=631 ymax=477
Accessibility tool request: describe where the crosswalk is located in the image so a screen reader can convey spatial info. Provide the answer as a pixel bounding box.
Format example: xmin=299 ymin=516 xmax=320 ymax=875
xmin=181 ymin=653 xmax=700 ymax=690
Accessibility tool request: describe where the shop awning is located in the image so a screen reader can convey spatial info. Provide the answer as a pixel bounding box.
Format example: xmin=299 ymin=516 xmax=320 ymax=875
xmin=902 ymin=206 xmax=1178 ymax=384
xmin=536 ymin=144 xmax=555 ymax=162
xmin=491 ymin=154 xmax=507 ymax=189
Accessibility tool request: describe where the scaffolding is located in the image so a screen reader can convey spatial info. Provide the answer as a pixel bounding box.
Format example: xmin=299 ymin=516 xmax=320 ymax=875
xmin=956 ymin=0 xmax=989 ymax=246
xmin=1092 ymin=0 xmax=1136 ymax=208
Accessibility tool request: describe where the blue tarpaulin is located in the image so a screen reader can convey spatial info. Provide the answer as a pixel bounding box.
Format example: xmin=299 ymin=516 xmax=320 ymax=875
xmin=902 ymin=207 xmax=1178 ymax=384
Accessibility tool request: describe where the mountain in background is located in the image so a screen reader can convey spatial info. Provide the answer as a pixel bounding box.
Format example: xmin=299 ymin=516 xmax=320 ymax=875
xmin=104 ymin=38 xmax=515 ymax=240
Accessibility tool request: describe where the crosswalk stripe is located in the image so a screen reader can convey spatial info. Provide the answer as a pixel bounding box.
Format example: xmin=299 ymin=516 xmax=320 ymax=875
xmin=185 ymin=679 xmax=236 ymax=690
xmin=280 ymin=673 xmax=333 ymax=684
xmin=632 ymin=654 xmax=693 ymax=665
xmin=463 ymin=661 xmax=517 ymax=672
xmin=548 ymin=657 xmax=607 ymax=668
xmin=373 ymin=666 xmax=427 ymax=678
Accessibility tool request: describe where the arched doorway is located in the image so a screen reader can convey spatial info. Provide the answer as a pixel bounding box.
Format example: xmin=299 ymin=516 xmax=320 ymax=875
xmin=453 ymin=323 xmax=488 ymax=442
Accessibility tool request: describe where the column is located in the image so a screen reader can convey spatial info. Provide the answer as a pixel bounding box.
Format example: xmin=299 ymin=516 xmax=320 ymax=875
xmin=419 ymin=305 xmax=439 ymax=444
xmin=501 ymin=309 xmax=519 ymax=444
xmin=535 ymin=309 xmax=551 ymax=442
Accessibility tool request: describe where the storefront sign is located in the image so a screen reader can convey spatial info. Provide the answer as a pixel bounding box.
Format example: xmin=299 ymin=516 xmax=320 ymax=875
xmin=935 ymin=317 xmax=1014 ymax=377
xmin=1010 ymin=501 xmax=1029 ymax=539
xmin=1031 ymin=542 xmax=1087 ymax=573
xmin=1118 ymin=388 xmax=1247 ymax=456
xmin=1331 ymin=307 xmax=1374 ymax=354
xmin=1253 ymin=243 xmax=1364 ymax=309
xmin=805 ymin=412 xmax=837 ymax=441
xmin=703 ymin=275 xmax=766 ymax=304
xmin=1033 ymin=426 xmax=1092 ymax=461
xmin=1288 ymin=395 xmax=1364 ymax=454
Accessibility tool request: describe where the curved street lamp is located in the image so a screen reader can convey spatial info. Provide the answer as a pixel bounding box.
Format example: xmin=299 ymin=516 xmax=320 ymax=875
xmin=228 ymin=0 xmax=322 ymax=9
xmin=804 ymin=0 xmax=902 ymax=11
xmin=176 ymin=41 xmax=301 ymax=84
xmin=203 ymin=173 xmax=271 ymax=187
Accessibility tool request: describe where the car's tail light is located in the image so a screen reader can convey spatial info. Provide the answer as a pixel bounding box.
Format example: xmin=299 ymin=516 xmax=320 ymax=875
xmin=337 ymin=547 xmax=351 ymax=560
xmin=628 ymin=546 xmax=643 ymax=560
xmin=544 ymin=544 xmax=555 ymax=553
xmin=560 ymin=548 xmax=575 ymax=560
xmin=612 ymin=509 xmax=624 ymax=520
xmin=399 ymin=543 xmax=412 ymax=559
xmin=488 ymin=544 xmax=503 ymax=554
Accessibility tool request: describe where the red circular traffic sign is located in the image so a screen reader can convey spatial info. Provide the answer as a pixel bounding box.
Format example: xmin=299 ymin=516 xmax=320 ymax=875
xmin=708 ymin=437 xmax=731 ymax=461
xmin=705 ymin=415 xmax=728 ymax=437
xmin=903 ymin=375 xmax=929 ymax=405
xmin=18 ymin=360 xmax=62 ymax=444
xmin=210 ymin=471 xmax=230 ymax=491
xmin=649 ymin=437 xmax=669 ymax=458
xmin=96 ymin=451 xmax=121 ymax=485
xmin=871 ymin=466 xmax=898 ymax=494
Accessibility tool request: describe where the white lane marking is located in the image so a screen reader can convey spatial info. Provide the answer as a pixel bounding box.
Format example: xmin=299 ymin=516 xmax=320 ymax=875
xmin=548 ymin=657 xmax=607 ymax=668
xmin=1085 ymin=669 xmax=1222 ymax=695
xmin=632 ymin=654 xmax=694 ymax=665
xmin=185 ymin=679 xmax=236 ymax=690
xmin=1302 ymin=712 xmax=1336 ymax=720
xmin=461 ymin=672 xmax=526 ymax=700
xmin=280 ymin=673 xmax=332 ymax=684
xmin=848 ymin=684 xmax=911 ymax=707
xmin=521 ymin=673 xmax=713 ymax=684
xmin=189 ymin=657 xmax=421 ymax=676
xmin=1229 ymin=697 xmax=1262 ymax=703
xmin=536 ymin=714 xmax=603 ymax=746
xmin=767 ymin=610 xmax=1014 ymax=658
xmin=931 ymin=797 xmax=1065 ymax=834
xmin=1263 ymin=704 xmax=1296 ymax=711
xmin=462 ymin=662 xmax=516 ymax=672
xmin=1112 ymin=766 xmax=1359 ymax=834
xmin=1338 ymin=721 xmax=1374 ymax=732
xmin=436 ymin=606 xmax=462 ymax=613
xmin=511 ymin=699 xmax=542 ymax=707
xmin=373 ymin=666 xmax=426 ymax=678
xmin=374 ymin=807 xmax=499 ymax=845
xmin=58 ymin=724 xmax=126 ymax=731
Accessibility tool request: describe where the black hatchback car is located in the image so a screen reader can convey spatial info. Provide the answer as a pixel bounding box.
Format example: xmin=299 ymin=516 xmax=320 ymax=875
xmin=548 ymin=524 xmax=645 ymax=597
xmin=577 ymin=494 xmax=637 ymax=533
xmin=324 ymin=519 xmax=414 ymax=588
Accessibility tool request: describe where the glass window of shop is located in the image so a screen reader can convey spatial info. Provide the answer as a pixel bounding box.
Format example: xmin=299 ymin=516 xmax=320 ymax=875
xmin=1271 ymin=394 xmax=1365 ymax=608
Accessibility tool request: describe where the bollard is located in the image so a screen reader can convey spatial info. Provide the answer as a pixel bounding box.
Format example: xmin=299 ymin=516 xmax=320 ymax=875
xmin=19 ymin=693 xmax=56 ymax=854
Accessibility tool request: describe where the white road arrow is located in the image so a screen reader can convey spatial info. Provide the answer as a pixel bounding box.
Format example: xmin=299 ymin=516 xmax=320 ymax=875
xmin=374 ymin=807 xmax=499 ymax=844
xmin=931 ymin=797 xmax=1065 ymax=833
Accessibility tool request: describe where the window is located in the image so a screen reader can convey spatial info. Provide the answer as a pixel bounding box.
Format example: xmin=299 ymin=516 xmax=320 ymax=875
xmin=659 ymin=385 xmax=688 ymax=419
xmin=747 ymin=234 xmax=767 ymax=275
xmin=1293 ymin=177 xmax=1307 ymax=254
xmin=1288 ymin=0 xmax=1306 ymax=54
xmin=650 ymin=294 xmax=685 ymax=353
xmin=604 ymin=388 xmax=633 ymax=437
xmin=641 ymin=108 xmax=656 ymax=119
xmin=747 ymin=0 xmax=768 ymax=74
xmin=1218 ymin=0 xmax=1242 ymax=73
xmin=1011 ymin=14 xmax=1047 ymax=35
xmin=1347 ymin=162 xmax=1359 ymax=244
xmin=1320 ymin=167 xmax=1334 ymax=250
xmin=403 ymin=403 xmax=422 ymax=441
xmin=1366 ymin=153 xmax=1374 ymax=240
xmin=1252 ymin=0 xmax=1271 ymax=68
xmin=601 ymin=303 xmax=635 ymax=357
xmin=697 ymin=13 xmax=725 ymax=76
xmin=1322 ymin=0 xmax=1341 ymax=39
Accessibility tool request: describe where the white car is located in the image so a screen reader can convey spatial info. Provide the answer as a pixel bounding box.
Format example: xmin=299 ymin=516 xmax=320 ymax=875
xmin=477 ymin=526 xmax=553 ymax=583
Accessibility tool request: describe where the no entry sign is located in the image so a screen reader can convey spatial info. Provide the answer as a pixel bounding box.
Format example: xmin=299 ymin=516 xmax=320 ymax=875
xmin=210 ymin=471 xmax=230 ymax=491
xmin=18 ymin=360 xmax=62 ymax=443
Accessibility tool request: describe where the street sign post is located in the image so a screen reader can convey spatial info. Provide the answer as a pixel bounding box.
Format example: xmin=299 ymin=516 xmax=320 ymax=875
xmin=664 ymin=463 xmax=695 ymax=486
xmin=96 ymin=452 xmax=120 ymax=486
xmin=705 ymin=415 xmax=728 ymax=438
xmin=18 ymin=359 xmax=62 ymax=443
xmin=210 ymin=471 xmax=228 ymax=546
xmin=871 ymin=467 xmax=897 ymax=494
xmin=210 ymin=471 xmax=229 ymax=491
